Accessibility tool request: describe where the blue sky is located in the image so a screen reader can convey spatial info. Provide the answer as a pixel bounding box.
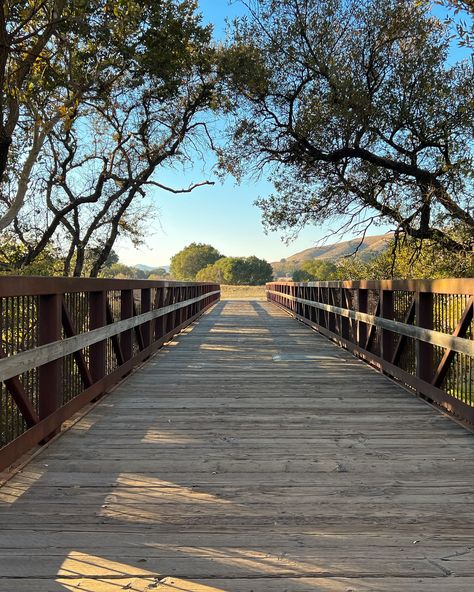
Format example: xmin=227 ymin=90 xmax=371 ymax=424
xmin=116 ymin=1 xmax=469 ymax=267
xmin=117 ymin=0 xmax=364 ymax=267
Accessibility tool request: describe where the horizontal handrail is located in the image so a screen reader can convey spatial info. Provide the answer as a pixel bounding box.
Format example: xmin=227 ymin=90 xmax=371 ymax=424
xmin=0 ymin=291 xmax=220 ymax=383
xmin=268 ymin=278 xmax=474 ymax=295
xmin=0 ymin=276 xmax=214 ymax=297
xmin=266 ymin=290 xmax=474 ymax=357
xmin=267 ymin=279 xmax=474 ymax=424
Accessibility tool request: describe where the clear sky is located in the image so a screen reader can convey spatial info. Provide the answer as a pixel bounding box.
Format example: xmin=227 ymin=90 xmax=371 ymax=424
xmin=115 ymin=0 xmax=368 ymax=267
xmin=115 ymin=0 xmax=466 ymax=268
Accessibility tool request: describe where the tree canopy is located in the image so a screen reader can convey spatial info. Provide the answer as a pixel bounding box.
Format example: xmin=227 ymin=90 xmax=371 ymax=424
xmin=292 ymin=260 xmax=338 ymax=281
xmin=0 ymin=0 xmax=219 ymax=276
xmin=220 ymin=0 xmax=474 ymax=254
xmin=336 ymin=238 xmax=474 ymax=279
xmin=170 ymin=243 xmax=223 ymax=280
xmin=196 ymin=256 xmax=273 ymax=284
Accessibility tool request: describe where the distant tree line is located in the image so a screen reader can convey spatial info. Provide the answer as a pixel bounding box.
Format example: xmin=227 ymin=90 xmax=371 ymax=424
xmin=289 ymin=239 xmax=474 ymax=281
xmin=170 ymin=243 xmax=273 ymax=285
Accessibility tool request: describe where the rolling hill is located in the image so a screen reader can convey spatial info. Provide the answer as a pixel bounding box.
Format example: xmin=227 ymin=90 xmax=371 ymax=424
xmin=272 ymin=234 xmax=392 ymax=276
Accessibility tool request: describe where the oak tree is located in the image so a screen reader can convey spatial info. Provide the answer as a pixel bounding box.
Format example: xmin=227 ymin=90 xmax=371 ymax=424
xmin=220 ymin=0 xmax=474 ymax=253
xmin=170 ymin=243 xmax=223 ymax=280
xmin=1 ymin=1 xmax=219 ymax=276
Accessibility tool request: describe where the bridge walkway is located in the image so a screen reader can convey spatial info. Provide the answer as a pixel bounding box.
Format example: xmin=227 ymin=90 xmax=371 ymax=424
xmin=0 ymin=299 xmax=473 ymax=591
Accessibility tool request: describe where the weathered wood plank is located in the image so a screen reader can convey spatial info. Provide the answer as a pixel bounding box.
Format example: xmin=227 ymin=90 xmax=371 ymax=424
xmin=0 ymin=299 xmax=474 ymax=591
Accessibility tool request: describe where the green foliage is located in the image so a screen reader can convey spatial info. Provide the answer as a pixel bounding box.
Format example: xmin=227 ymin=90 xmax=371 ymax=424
xmin=170 ymin=243 xmax=223 ymax=280
xmin=292 ymin=269 xmax=315 ymax=282
xmin=272 ymin=259 xmax=297 ymax=278
xmin=0 ymin=0 xmax=220 ymax=277
xmin=98 ymin=263 xmax=147 ymax=279
xmin=99 ymin=262 xmax=170 ymax=280
xmin=196 ymin=256 xmax=273 ymax=285
xmin=221 ymin=0 xmax=474 ymax=252
xmin=292 ymin=260 xmax=339 ymax=281
xmin=0 ymin=239 xmax=63 ymax=276
xmin=147 ymin=268 xmax=170 ymax=279
xmin=336 ymin=239 xmax=474 ymax=280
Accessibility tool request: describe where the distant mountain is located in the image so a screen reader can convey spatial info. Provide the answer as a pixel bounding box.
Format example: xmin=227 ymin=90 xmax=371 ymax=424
xmin=286 ymin=234 xmax=391 ymax=263
xmin=272 ymin=234 xmax=392 ymax=276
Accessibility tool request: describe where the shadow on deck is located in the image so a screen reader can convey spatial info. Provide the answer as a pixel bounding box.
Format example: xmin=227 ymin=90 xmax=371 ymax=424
xmin=1 ymin=300 xmax=474 ymax=591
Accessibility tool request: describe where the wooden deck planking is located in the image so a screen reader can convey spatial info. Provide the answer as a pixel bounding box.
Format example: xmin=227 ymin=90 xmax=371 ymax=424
xmin=1 ymin=299 xmax=474 ymax=591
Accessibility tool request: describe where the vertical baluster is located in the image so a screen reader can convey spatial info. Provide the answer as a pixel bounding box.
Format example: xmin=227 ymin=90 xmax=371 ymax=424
xmin=89 ymin=291 xmax=106 ymax=382
xmin=358 ymin=288 xmax=368 ymax=348
xmin=38 ymin=293 xmax=62 ymax=428
xmin=381 ymin=289 xmax=394 ymax=364
xmin=141 ymin=288 xmax=151 ymax=349
xmin=416 ymin=290 xmax=434 ymax=388
xmin=121 ymin=290 xmax=133 ymax=361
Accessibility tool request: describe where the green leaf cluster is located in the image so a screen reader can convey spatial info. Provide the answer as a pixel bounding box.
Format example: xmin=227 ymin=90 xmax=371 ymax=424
xmin=196 ymin=256 xmax=273 ymax=285
xmin=170 ymin=243 xmax=223 ymax=281
xmin=292 ymin=260 xmax=338 ymax=281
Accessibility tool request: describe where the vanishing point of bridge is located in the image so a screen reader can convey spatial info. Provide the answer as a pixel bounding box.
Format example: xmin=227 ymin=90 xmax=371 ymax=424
xmin=0 ymin=278 xmax=473 ymax=591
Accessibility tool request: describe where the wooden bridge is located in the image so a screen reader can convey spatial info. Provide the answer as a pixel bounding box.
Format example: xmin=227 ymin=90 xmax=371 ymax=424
xmin=0 ymin=278 xmax=474 ymax=591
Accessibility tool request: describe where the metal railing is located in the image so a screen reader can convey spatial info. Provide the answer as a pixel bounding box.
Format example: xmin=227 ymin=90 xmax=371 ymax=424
xmin=267 ymin=279 xmax=474 ymax=424
xmin=0 ymin=277 xmax=220 ymax=470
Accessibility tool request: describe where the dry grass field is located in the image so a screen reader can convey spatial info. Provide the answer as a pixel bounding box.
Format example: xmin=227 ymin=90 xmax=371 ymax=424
xmin=219 ymin=285 xmax=267 ymax=300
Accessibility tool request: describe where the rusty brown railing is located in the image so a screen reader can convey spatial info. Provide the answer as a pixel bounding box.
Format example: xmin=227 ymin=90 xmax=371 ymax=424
xmin=267 ymin=279 xmax=474 ymax=424
xmin=0 ymin=277 xmax=220 ymax=471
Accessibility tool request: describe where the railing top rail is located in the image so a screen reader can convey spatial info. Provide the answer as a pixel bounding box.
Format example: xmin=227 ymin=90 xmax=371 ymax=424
xmin=267 ymin=278 xmax=474 ymax=295
xmin=0 ymin=276 xmax=219 ymax=297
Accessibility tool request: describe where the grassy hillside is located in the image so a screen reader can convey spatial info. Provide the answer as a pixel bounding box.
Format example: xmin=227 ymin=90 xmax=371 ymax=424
xmin=272 ymin=234 xmax=392 ymax=277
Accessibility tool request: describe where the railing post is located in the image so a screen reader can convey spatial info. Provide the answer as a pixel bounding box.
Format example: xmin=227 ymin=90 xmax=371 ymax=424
xmin=341 ymin=288 xmax=351 ymax=340
xmin=89 ymin=291 xmax=106 ymax=382
xmin=177 ymin=286 xmax=184 ymax=326
xmin=166 ymin=287 xmax=176 ymax=333
xmin=381 ymin=289 xmax=394 ymax=363
xmin=328 ymin=288 xmax=337 ymax=334
xmin=141 ymin=288 xmax=151 ymax=348
xmin=317 ymin=287 xmax=324 ymax=328
xmin=155 ymin=287 xmax=165 ymax=341
xmin=38 ymin=293 xmax=62 ymax=426
xmin=121 ymin=289 xmax=133 ymax=361
xmin=416 ymin=290 xmax=434 ymax=388
xmin=358 ymin=288 xmax=368 ymax=348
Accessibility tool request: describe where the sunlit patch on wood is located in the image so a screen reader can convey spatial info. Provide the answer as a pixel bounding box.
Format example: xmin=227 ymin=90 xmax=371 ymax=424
xmin=141 ymin=429 xmax=198 ymax=444
xmin=58 ymin=576 xmax=157 ymax=591
xmin=98 ymin=474 xmax=237 ymax=524
xmin=153 ymin=577 xmax=227 ymax=591
xmin=199 ymin=344 xmax=242 ymax=352
xmin=58 ymin=551 xmax=155 ymax=578
xmin=0 ymin=468 xmax=44 ymax=505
